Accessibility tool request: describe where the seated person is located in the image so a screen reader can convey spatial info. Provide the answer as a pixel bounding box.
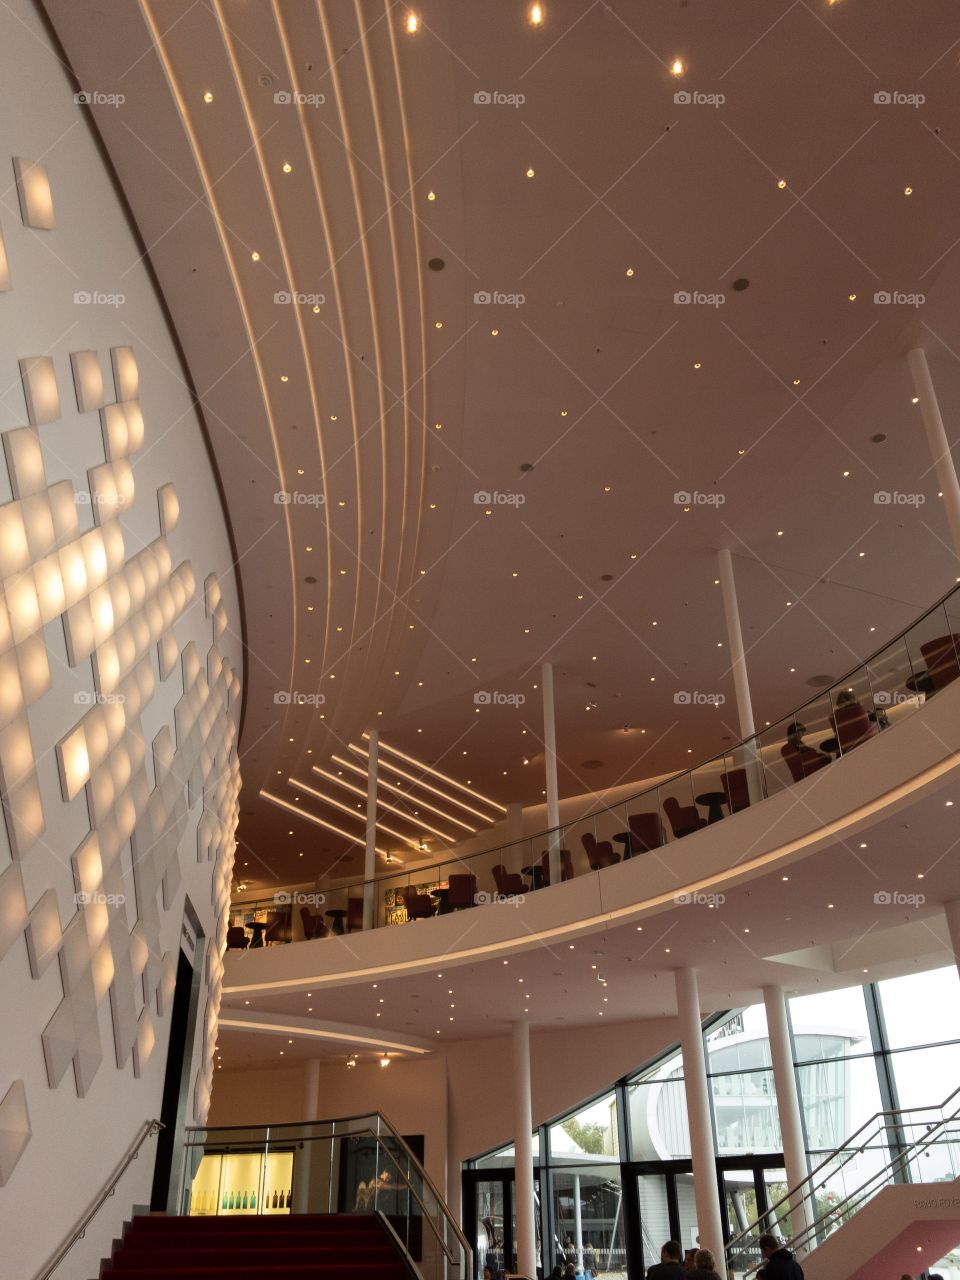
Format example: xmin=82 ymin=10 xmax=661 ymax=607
xmin=781 ymin=721 xmax=831 ymax=780
xmin=645 ymin=1239 xmax=686 ymax=1279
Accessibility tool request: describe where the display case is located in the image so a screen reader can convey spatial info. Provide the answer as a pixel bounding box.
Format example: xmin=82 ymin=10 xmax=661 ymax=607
xmin=187 ymin=1149 xmax=294 ymax=1215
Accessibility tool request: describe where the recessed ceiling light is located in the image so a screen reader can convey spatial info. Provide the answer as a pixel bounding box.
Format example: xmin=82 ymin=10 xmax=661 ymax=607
xmin=904 ymin=186 xmax=913 ymax=196
xmin=435 ymin=321 xmax=443 ymax=329
xmin=427 ymin=190 xmax=436 ymax=201
xmin=529 ymin=2 xmax=545 ymax=25
xmin=251 ymin=251 xmax=260 ymax=261
xmin=282 ymin=162 xmax=293 ymax=173
xmin=203 ymin=91 xmax=214 ymax=103
xmin=626 ymin=267 xmax=635 ymax=277
xmin=405 ymin=11 xmax=420 ymax=33
xmin=848 ymin=293 xmax=857 ymax=301
xmin=280 ymin=374 xmax=289 ymax=382
xmin=777 ymin=179 xmax=787 ymax=189
xmin=670 ymin=58 xmax=685 ymax=76
xmin=693 ymin=361 xmax=701 ymax=369
xmin=525 ymin=168 xmax=535 ymax=178
xmin=912 ymin=396 xmax=919 ymax=404
xmin=491 ymin=328 xmax=500 ymax=336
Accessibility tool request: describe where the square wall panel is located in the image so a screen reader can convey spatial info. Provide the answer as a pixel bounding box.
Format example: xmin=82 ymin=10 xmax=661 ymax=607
xmin=25 ymin=888 xmax=62 ymax=978
xmin=12 ymin=157 xmax=55 ymax=230
xmin=70 ymin=350 xmax=104 ymax=414
xmin=0 ymin=862 xmax=28 ymax=962
xmin=158 ymin=483 xmax=179 ymax=534
xmin=110 ymin=346 xmax=138 ymax=402
xmin=0 ymin=224 xmax=10 ymax=292
xmin=18 ymin=357 xmax=61 ymax=426
xmin=0 ymin=1080 xmax=31 ymax=1186
xmin=3 ymin=428 xmax=46 ymax=498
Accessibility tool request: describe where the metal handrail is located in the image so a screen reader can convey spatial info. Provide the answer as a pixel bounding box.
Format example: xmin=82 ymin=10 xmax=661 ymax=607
xmin=34 ymin=1118 xmax=163 ymax=1280
xmin=725 ymin=1083 xmax=960 ymax=1262
xmin=272 ymin=577 xmax=960 ymax=908
xmin=182 ymin=1112 xmax=470 ymax=1274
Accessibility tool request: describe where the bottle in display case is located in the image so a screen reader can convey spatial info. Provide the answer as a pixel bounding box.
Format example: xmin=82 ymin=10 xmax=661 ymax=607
xmin=272 ymin=1190 xmax=278 ymax=1209
xmin=285 ymin=1189 xmax=292 ymax=1208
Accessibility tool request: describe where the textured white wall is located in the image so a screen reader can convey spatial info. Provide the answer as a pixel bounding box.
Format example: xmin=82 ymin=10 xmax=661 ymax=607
xmin=0 ymin=2 xmax=243 ymax=1277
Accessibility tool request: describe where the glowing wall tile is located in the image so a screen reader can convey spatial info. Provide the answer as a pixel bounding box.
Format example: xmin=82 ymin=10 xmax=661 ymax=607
xmin=123 ymin=401 xmax=144 ymax=452
xmin=87 ymin=460 xmax=134 ymax=525
xmin=132 ymin=1009 xmax=154 ymax=1078
xmin=24 ymin=888 xmax=62 ymax=977
xmin=0 ymin=504 xmax=30 ymax=576
xmin=72 ymin=833 xmax=103 ymax=899
xmin=70 ymin=350 xmax=104 ymax=414
xmin=41 ymin=998 xmax=77 ymax=1088
xmin=16 ymin=633 xmax=50 ymax=704
xmin=12 ymin=157 xmax=55 ymax=230
xmin=159 ymin=630 xmax=178 ymax=680
xmin=110 ymin=346 xmax=138 ymax=402
xmin=0 ymin=863 xmax=28 ymax=961
xmin=18 ymin=356 xmax=60 ymax=425
xmin=0 ymin=715 xmax=44 ymax=859
xmin=57 ymin=724 xmax=90 ymax=802
xmin=0 ymin=651 xmax=24 ymax=726
xmin=5 ymin=570 xmax=40 ymax=643
xmin=21 ymin=492 xmax=55 ymax=560
xmin=34 ymin=551 xmax=66 ymax=623
xmin=0 ymin=224 xmax=10 ymax=292
xmin=3 ymin=428 xmax=46 ymax=498
xmin=203 ymin=573 xmax=221 ymax=616
xmin=100 ymin=403 xmax=128 ymax=460
xmin=0 ymin=1080 xmax=31 ymax=1185
xmin=158 ymin=483 xmax=179 ymax=534
xmin=48 ymin=481 xmax=79 ymax=543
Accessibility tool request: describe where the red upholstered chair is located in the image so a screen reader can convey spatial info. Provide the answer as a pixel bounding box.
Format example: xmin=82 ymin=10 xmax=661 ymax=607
xmin=346 ymin=896 xmax=366 ymax=931
xmin=538 ymin=849 xmax=574 ymax=884
xmin=721 ymin=768 xmax=751 ymax=814
xmin=226 ymin=925 xmax=248 ymax=950
xmin=300 ymin=906 xmax=329 ymax=939
xmin=921 ymin=635 xmax=960 ymax=691
xmin=581 ymin=832 xmax=620 ymax=870
xmin=833 ymin=701 xmax=880 ymax=753
xmin=492 ymin=865 xmax=528 ymax=896
xmin=662 ymin=796 xmax=706 ymax=839
xmin=628 ymin=811 xmax=666 ymax=852
xmin=447 ymin=873 xmax=478 ymax=908
xmin=781 ymin=743 xmax=831 ymax=783
xmin=398 ymin=886 xmax=435 ymax=920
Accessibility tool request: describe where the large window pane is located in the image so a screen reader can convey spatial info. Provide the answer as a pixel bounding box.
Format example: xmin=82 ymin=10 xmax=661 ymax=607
xmin=798 ymin=1054 xmax=882 ymax=1155
xmin=474 ymin=1135 xmax=540 ymax=1168
xmin=627 ymin=1077 xmax=690 ymax=1160
xmin=551 ymin=1166 xmax=626 ymax=1280
xmin=889 ymin=1043 xmax=960 ymax=1112
xmin=549 ymin=1093 xmax=619 ymax=1161
xmin=789 ymin=987 xmax=873 ymax=1061
xmin=705 ymin=1006 xmax=771 ymax=1072
xmin=711 ymin=1069 xmax=782 ymax=1154
xmin=878 ymin=966 xmax=960 ymax=1049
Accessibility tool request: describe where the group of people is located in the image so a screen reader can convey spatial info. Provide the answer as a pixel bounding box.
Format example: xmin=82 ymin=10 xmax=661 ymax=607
xmin=645 ymin=1234 xmax=803 ymax=1279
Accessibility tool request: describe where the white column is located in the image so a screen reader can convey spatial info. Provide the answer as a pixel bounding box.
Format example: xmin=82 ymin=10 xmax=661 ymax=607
xmin=674 ymin=967 xmax=724 ymax=1264
xmin=944 ymin=900 xmax=960 ymax=980
xmin=573 ymin=1173 xmax=584 ymax=1273
xmin=541 ymin=662 xmax=561 ymax=886
xmin=717 ymin=548 xmax=755 ymax=737
xmin=512 ymin=1021 xmax=537 ymax=1278
xmin=762 ymin=986 xmax=812 ymax=1251
xmin=363 ymin=729 xmax=378 ymax=930
xmin=909 ymin=348 xmax=960 ymax=558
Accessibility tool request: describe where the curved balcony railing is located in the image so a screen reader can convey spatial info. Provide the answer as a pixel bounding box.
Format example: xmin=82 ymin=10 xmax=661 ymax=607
xmin=227 ymin=580 xmax=960 ymax=947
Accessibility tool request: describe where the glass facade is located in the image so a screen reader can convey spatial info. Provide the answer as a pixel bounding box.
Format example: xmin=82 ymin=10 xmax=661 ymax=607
xmin=464 ymin=965 xmax=960 ymax=1280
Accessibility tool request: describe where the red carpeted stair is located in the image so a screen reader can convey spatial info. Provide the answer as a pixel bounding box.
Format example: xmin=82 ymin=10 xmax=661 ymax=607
xmin=99 ymin=1211 xmax=412 ymax=1280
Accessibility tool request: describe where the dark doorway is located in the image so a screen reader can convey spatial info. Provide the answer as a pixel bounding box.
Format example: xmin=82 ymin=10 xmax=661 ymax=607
xmin=150 ymin=948 xmax=200 ymax=1210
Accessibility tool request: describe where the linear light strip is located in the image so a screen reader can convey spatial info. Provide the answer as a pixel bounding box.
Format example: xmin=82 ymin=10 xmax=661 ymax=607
xmin=219 ymin=1017 xmax=427 ymax=1054
xmin=259 ymin=788 xmax=387 ymax=855
xmin=311 ymin=764 xmax=456 ymax=842
xmin=329 ymin=754 xmax=476 ymax=833
xmin=362 ymin=734 xmax=507 ymax=813
xmin=349 ymin=744 xmax=500 ymax=824
xmin=288 ymin=777 xmax=419 ymax=848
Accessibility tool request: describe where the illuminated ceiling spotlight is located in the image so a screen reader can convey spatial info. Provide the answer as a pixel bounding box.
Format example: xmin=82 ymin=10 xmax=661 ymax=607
xmin=529 ymin=2 xmax=545 ymax=24
xmin=670 ymin=58 xmax=685 ymax=77
xmin=347 ymin=1056 xmax=357 ymax=1069
xmin=405 ymin=10 xmax=420 ymax=32
xmin=380 ymin=1054 xmax=392 ymax=1068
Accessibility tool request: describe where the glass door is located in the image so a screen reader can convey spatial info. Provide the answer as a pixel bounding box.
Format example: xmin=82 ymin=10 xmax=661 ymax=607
xmin=474 ymin=1178 xmax=508 ymax=1280
xmin=635 ymin=1174 xmax=673 ymax=1275
xmin=722 ymin=1168 xmax=762 ymax=1280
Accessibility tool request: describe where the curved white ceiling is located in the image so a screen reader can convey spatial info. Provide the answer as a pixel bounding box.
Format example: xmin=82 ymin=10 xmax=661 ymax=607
xmin=43 ymin=0 xmax=960 ymax=885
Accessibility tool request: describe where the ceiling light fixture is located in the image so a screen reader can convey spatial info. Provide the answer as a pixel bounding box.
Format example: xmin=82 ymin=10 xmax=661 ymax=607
xmin=405 ymin=11 xmax=420 ymax=33
xmin=529 ymin=2 xmax=545 ymax=25
xmin=670 ymin=58 xmax=685 ymax=76
xmin=203 ymin=91 xmax=214 ymax=103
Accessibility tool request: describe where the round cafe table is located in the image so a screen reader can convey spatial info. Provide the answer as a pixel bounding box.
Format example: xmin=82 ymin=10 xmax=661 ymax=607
xmin=246 ymin=920 xmax=268 ymax=948
xmin=695 ymin=791 xmax=728 ymax=824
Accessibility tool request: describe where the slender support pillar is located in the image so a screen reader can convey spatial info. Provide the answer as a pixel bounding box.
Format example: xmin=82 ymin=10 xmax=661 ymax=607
xmin=763 ymin=986 xmax=812 ymax=1252
xmin=674 ymin=968 xmax=724 ymax=1264
xmin=363 ymin=730 xmax=378 ymax=929
xmin=944 ymin=900 xmax=960 ymax=981
xmin=512 ymin=1021 xmax=537 ymax=1277
xmin=909 ymin=348 xmax=960 ymax=558
xmin=573 ymin=1173 xmax=584 ymax=1273
xmin=718 ymin=548 xmax=763 ymax=802
xmin=541 ymin=663 xmax=561 ymax=886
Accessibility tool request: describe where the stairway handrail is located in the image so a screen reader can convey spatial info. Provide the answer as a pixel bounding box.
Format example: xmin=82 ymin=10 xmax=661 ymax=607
xmin=724 ymin=1083 xmax=960 ymax=1258
xmin=33 ymin=1118 xmax=163 ymax=1280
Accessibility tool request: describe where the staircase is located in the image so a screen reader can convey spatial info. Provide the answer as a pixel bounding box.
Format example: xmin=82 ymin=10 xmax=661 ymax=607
xmin=99 ymin=1212 xmax=410 ymax=1280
